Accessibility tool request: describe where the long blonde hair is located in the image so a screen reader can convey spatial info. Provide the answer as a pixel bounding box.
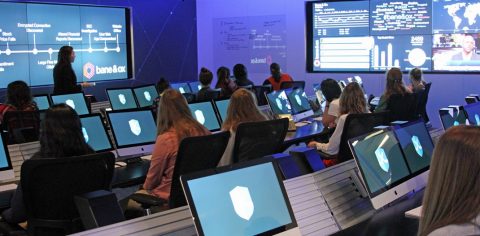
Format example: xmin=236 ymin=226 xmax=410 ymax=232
xmin=156 ymin=89 xmax=209 ymax=141
xmin=384 ymin=67 xmax=409 ymax=99
xmin=339 ymin=82 xmax=367 ymax=115
xmin=222 ymin=88 xmax=267 ymax=132
xmin=418 ymin=125 xmax=480 ymax=236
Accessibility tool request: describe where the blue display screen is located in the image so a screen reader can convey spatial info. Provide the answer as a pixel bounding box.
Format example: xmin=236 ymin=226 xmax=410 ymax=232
xmin=215 ymin=99 xmax=230 ymax=122
xmin=286 ymin=88 xmax=311 ymax=114
xmin=33 ymin=95 xmax=50 ymax=110
xmin=394 ymin=122 xmax=434 ymax=173
xmin=107 ymin=88 xmax=137 ymax=110
xmin=0 ymin=2 xmax=131 ymax=88
xmin=266 ymin=90 xmax=292 ymax=115
xmin=463 ymin=102 xmax=480 ymax=126
xmin=189 ymin=81 xmax=202 ymax=93
xmin=80 ymin=115 xmax=112 ymax=152
xmin=51 ymin=93 xmax=89 ymax=115
xmin=187 ymin=162 xmax=293 ymax=236
xmin=0 ymin=135 xmax=10 ymax=169
xmin=171 ymin=83 xmax=192 ymax=94
xmin=188 ymin=102 xmax=221 ymax=131
xmin=107 ymin=110 xmax=157 ymax=147
xmin=133 ymin=85 xmax=159 ymax=108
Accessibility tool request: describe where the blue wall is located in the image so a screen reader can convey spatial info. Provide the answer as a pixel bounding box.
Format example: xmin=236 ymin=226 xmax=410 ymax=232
xmin=0 ymin=0 xmax=198 ymax=101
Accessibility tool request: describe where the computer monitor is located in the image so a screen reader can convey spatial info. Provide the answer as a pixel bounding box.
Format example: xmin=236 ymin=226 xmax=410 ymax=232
xmin=188 ymin=101 xmax=221 ymax=132
xmin=338 ymin=80 xmax=346 ymax=91
xmin=349 ymin=129 xmax=413 ymax=209
xmin=189 ymin=81 xmax=202 ymax=93
xmin=33 ymin=95 xmax=51 ymax=111
xmin=286 ymin=88 xmax=314 ymax=121
xmin=181 ymin=158 xmax=298 ymax=236
xmin=313 ymin=83 xmax=326 ymax=111
xmin=79 ymin=114 xmax=114 ymax=153
xmin=439 ymin=106 xmax=468 ymax=130
xmin=133 ymin=85 xmax=159 ymax=108
xmin=171 ymin=83 xmax=192 ymax=94
xmin=0 ymin=132 xmax=14 ymax=181
xmin=50 ymin=92 xmax=90 ymax=115
xmin=106 ymin=88 xmax=138 ymax=110
xmin=463 ymin=102 xmax=480 ymax=126
xmin=347 ymin=75 xmax=363 ymax=86
xmin=106 ymin=109 xmax=157 ymax=156
xmin=214 ymin=99 xmax=230 ymax=122
xmin=266 ymin=90 xmax=292 ymax=115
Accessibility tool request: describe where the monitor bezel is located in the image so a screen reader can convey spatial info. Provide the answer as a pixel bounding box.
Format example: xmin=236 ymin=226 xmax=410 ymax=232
xmin=187 ymin=100 xmax=222 ymax=132
xmin=105 ymin=108 xmax=157 ymax=149
xmin=32 ymin=94 xmax=52 ymax=111
xmin=79 ymin=113 xmax=114 ymax=153
xmin=105 ymin=87 xmax=139 ymax=110
xmin=49 ymin=92 xmax=91 ymax=115
xmin=213 ymin=98 xmax=231 ymax=123
xmin=0 ymin=131 xmax=14 ymax=173
xmin=180 ymin=157 xmax=298 ymax=236
xmin=132 ymin=84 xmax=159 ymax=108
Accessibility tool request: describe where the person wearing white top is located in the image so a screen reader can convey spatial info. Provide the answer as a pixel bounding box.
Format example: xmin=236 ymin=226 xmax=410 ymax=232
xmin=320 ymin=79 xmax=342 ymax=128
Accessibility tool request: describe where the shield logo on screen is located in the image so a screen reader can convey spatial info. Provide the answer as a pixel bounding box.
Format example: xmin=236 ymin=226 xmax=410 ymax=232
xmin=82 ymin=127 xmax=89 ymax=143
xmin=129 ymin=119 xmax=141 ymax=136
xmin=144 ymin=91 xmax=152 ymax=101
xmin=295 ymin=94 xmax=302 ymax=105
xmin=229 ymin=186 xmax=254 ymax=221
xmin=179 ymin=87 xmax=185 ymax=94
xmin=475 ymin=114 xmax=480 ymax=126
xmin=65 ymin=99 xmax=75 ymax=109
xmin=194 ymin=110 xmax=205 ymax=125
xmin=275 ymin=98 xmax=283 ymax=110
xmin=375 ymin=147 xmax=390 ymax=172
xmin=453 ymin=121 xmax=460 ymax=126
xmin=411 ymin=135 xmax=423 ymax=157
xmin=118 ymin=94 xmax=127 ymax=105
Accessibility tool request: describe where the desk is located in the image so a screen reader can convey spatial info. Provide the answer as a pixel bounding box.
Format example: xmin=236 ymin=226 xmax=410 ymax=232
xmin=112 ymin=160 xmax=150 ymax=188
xmin=283 ymin=120 xmax=328 ymax=148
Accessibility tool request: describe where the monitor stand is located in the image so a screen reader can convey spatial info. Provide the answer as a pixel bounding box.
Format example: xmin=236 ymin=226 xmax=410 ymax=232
xmin=293 ymin=110 xmax=314 ymax=122
xmin=115 ymin=144 xmax=154 ymax=161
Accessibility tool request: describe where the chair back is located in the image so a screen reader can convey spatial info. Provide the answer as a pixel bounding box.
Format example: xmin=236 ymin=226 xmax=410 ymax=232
xmin=338 ymin=112 xmax=390 ymax=163
xmin=2 ymin=110 xmax=41 ymax=144
xmin=169 ymin=131 xmax=230 ymax=208
xmin=280 ymin=81 xmax=305 ymax=90
xmin=386 ymin=93 xmax=419 ymax=122
xmin=238 ymin=85 xmax=253 ymax=91
xmin=21 ymin=152 xmax=115 ymax=235
xmin=197 ymin=89 xmax=222 ymax=102
xmin=182 ymin=93 xmax=196 ymax=103
xmin=253 ymin=85 xmax=272 ymax=106
xmin=416 ymin=83 xmax=432 ymax=122
xmin=233 ymin=118 xmax=289 ymax=163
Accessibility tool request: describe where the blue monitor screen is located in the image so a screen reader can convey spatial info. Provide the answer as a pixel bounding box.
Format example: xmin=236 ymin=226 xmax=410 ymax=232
xmin=394 ymin=121 xmax=434 ymax=174
xmin=0 ymin=2 xmax=132 ymax=88
xmin=107 ymin=88 xmax=138 ymax=110
xmin=286 ymin=88 xmax=311 ymax=114
xmin=0 ymin=135 xmax=10 ymax=169
xmin=33 ymin=95 xmax=50 ymax=110
xmin=133 ymin=85 xmax=158 ymax=108
xmin=171 ymin=83 xmax=192 ymax=94
xmin=439 ymin=107 xmax=468 ymax=130
xmin=107 ymin=110 xmax=157 ymax=147
xmin=189 ymin=81 xmax=202 ymax=93
xmin=266 ymin=90 xmax=292 ymax=115
xmin=186 ymin=162 xmax=293 ymax=236
xmin=350 ymin=130 xmax=410 ymax=196
xmin=188 ymin=102 xmax=221 ymax=131
xmin=215 ymin=99 xmax=230 ymax=122
xmin=80 ymin=115 xmax=112 ymax=152
xmin=51 ymin=93 xmax=89 ymax=115
xmin=463 ymin=102 xmax=480 ymax=126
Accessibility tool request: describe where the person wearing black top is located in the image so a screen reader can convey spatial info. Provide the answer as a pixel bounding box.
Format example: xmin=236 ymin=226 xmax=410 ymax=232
xmin=233 ymin=64 xmax=254 ymax=87
xmin=53 ymin=46 xmax=93 ymax=94
xmin=196 ymin=67 xmax=216 ymax=101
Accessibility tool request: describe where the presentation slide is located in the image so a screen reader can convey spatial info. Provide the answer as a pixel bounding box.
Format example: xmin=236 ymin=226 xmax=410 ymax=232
xmin=308 ymin=0 xmax=480 ymax=72
xmin=0 ymin=2 xmax=132 ymax=88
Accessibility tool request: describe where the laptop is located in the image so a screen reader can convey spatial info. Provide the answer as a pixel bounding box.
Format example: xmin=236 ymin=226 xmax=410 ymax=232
xmin=133 ymin=84 xmax=159 ymax=108
xmin=79 ymin=114 xmax=114 ymax=153
xmin=266 ymin=90 xmax=292 ymax=116
xmin=33 ymin=94 xmax=51 ymax=111
xmin=50 ymin=92 xmax=90 ymax=115
xmin=171 ymin=83 xmax=192 ymax=94
xmin=214 ymin=98 xmax=230 ymax=123
xmin=106 ymin=88 xmax=139 ymax=110
xmin=463 ymin=102 xmax=480 ymax=126
xmin=188 ymin=101 xmax=222 ymax=132
xmin=181 ymin=158 xmax=298 ymax=236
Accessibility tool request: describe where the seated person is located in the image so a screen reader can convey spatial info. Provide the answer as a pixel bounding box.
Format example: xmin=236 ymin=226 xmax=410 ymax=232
xmin=196 ymin=67 xmax=216 ymax=101
xmin=217 ymin=89 xmax=267 ymax=166
xmin=418 ymin=125 xmax=480 ymax=236
xmin=375 ymin=67 xmax=412 ymax=112
xmin=140 ymin=89 xmax=210 ymax=200
xmin=2 ymin=104 xmax=94 ymax=223
xmin=320 ymin=78 xmax=342 ymax=128
xmin=308 ymin=83 xmax=367 ymax=161
xmin=215 ymin=66 xmax=238 ymax=98
xmin=263 ymin=63 xmax=293 ymax=91
xmin=152 ymin=77 xmax=170 ymax=115
xmin=233 ymin=64 xmax=254 ymax=87
xmin=0 ymin=81 xmax=38 ymax=123
xmin=408 ymin=68 xmax=427 ymax=93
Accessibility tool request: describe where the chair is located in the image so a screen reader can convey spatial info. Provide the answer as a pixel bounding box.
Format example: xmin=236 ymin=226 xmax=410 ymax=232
xmin=386 ymin=93 xmax=420 ymax=122
xmin=253 ymin=85 xmax=272 ymax=106
xmin=415 ymin=83 xmax=431 ymax=123
xmin=280 ymin=81 xmax=305 ymax=90
xmin=21 ymin=152 xmax=115 ymax=236
xmin=196 ymin=89 xmax=222 ymax=102
xmin=182 ymin=93 xmax=196 ymax=103
xmin=238 ymin=85 xmax=253 ymax=91
xmin=2 ymin=110 xmax=41 ymax=144
xmin=130 ymin=131 xmax=230 ymax=213
xmin=232 ymin=118 xmax=289 ymax=163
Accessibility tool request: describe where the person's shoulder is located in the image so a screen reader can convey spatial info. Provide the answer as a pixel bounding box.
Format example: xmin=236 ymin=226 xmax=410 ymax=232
xmin=0 ymin=104 xmax=14 ymax=113
xmin=428 ymin=222 xmax=480 ymax=236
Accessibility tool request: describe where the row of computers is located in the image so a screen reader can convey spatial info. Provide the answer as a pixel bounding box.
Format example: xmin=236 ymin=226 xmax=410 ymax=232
xmin=439 ymin=97 xmax=480 ymax=130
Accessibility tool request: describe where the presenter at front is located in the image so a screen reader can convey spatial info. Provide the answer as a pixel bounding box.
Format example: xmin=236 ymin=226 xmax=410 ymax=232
xmin=53 ymin=46 xmax=93 ymax=94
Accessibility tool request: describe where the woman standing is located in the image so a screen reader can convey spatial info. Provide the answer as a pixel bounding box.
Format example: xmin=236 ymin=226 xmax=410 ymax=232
xmin=53 ymin=46 xmax=92 ymax=94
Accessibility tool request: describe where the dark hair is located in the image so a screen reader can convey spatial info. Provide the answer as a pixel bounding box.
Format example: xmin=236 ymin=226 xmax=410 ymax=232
xmin=57 ymin=45 xmax=74 ymax=65
xmin=409 ymin=68 xmax=423 ymax=82
xmin=156 ymin=77 xmax=170 ymax=94
xmin=38 ymin=104 xmax=93 ymax=158
xmin=384 ymin=67 xmax=408 ymax=99
xmin=233 ymin=64 xmax=248 ymax=81
xmin=199 ymin=67 xmax=213 ymax=86
xmin=320 ymin=78 xmax=342 ymax=102
xmin=5 ymin=80 xmax=33 ymax=109
xmin=215 ymin=66 xmax=230 ymax=87
xmin=270 ymin=63 xmax=281 ymax=81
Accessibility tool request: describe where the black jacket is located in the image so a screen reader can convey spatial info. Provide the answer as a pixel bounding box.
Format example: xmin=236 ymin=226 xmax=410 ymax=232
xmin=53 ymin=64 xmax=81 ymax=94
